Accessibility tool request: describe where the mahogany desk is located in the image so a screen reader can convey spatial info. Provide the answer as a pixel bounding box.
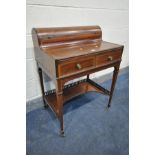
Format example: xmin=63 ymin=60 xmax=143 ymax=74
xmin=32 ymin=25 xmax=124 ymax=136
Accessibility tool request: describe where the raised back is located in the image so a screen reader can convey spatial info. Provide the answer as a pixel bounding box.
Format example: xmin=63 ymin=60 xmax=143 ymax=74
xmin=32 ymin=26 xmax=102 ymax=48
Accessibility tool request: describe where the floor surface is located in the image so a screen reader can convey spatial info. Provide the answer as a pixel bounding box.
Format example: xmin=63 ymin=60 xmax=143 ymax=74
xmin=26 ymin=72 xmax=129 ymax=155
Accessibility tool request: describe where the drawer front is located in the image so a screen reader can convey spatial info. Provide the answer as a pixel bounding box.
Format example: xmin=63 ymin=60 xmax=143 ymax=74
xmin=96 ymin=50 xmax=122 ymax=66
xmin=58 ymin=56 xmax=95 ymax=76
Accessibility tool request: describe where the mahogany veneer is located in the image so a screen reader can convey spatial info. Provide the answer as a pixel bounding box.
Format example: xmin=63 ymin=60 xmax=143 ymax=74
xmin=32 ymin=25 xmax=124 ymax=136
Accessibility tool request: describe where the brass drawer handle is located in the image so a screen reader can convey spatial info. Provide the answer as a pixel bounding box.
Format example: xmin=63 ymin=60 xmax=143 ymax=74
xmin=107 ymin=56 xmax=113 ymax=61
xmin=76 ymin=64 xmax=82 ymax=70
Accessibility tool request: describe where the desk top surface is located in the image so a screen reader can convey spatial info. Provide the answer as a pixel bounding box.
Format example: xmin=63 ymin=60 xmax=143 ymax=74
xmin=42 ymin=41 xmax=123 ymax=60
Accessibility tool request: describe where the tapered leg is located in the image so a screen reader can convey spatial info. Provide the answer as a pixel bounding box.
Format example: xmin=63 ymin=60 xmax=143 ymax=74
xmin=85 ymin=74 xmax=90 ymax=92
xmin=38 ymin=67 xmax=48 ymax=108
xmin=57 ymin=93 xmax=64 ymax=136
xmin=55 ymin=80 xmax=64 ymax=137
xmin=107 ymin=65 xmax=120 ymax=108
xmin=87 ymin=74 xmax=90 ymax=80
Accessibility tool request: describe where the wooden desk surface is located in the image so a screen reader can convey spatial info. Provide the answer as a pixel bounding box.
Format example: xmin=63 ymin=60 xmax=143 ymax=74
xmin=42 ymin=41 xmax=123 ymax=60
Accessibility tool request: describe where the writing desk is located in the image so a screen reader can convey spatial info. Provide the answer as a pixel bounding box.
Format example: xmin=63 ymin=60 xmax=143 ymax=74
xmin=32 ymin=25 xmax=124 ymax=136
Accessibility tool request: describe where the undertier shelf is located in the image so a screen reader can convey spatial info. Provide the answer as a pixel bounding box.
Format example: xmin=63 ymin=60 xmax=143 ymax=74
xmin=44 ymin=79 xmax=110 ymax=116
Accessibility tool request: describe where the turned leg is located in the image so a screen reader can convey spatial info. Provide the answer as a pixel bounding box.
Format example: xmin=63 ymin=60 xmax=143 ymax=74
xmin=38 ymin=67 xmax=48 ymax=108
xmin=107 ymin=65 xmax=120 ymax=108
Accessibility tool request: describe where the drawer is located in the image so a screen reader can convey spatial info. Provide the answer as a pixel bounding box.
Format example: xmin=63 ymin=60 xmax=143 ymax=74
xmin=96 ymin=50 xmax=122 ymax=66
xmin=58 ymin=56 xmax=95 ymax=76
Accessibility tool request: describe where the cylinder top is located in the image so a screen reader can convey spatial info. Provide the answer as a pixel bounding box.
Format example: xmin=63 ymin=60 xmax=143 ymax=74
xmin=32 ymin=25 xmax=102 ymax=48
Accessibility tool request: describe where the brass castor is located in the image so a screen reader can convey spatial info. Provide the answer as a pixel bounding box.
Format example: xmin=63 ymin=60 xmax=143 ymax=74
xmin=44 ymin=104 xmax=48 ymax=108
xmin=105 ymin=104 xmax=111 ymax=110
xmin=107 ymin=104 xmax=111 ymax=108
xmin=60 ymin=130 xmax=65 ymax=137
xmin=43 ymin=99 xmax=48 ymax=108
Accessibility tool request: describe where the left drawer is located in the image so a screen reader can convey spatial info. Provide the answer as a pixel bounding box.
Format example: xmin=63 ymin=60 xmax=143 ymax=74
xmin=57 ymin=56 xmax=95 ymax=77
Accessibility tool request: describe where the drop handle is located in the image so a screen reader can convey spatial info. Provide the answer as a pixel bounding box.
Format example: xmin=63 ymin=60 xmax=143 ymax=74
xmin=76 ymin=64 xmax=82 ymax=70
xmin=107 ymin=56 xmax=113 ymax=61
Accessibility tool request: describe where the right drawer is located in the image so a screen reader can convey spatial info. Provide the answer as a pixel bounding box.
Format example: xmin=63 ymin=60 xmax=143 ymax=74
xmin=96 ymin=49 xmax=122 ymax=66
